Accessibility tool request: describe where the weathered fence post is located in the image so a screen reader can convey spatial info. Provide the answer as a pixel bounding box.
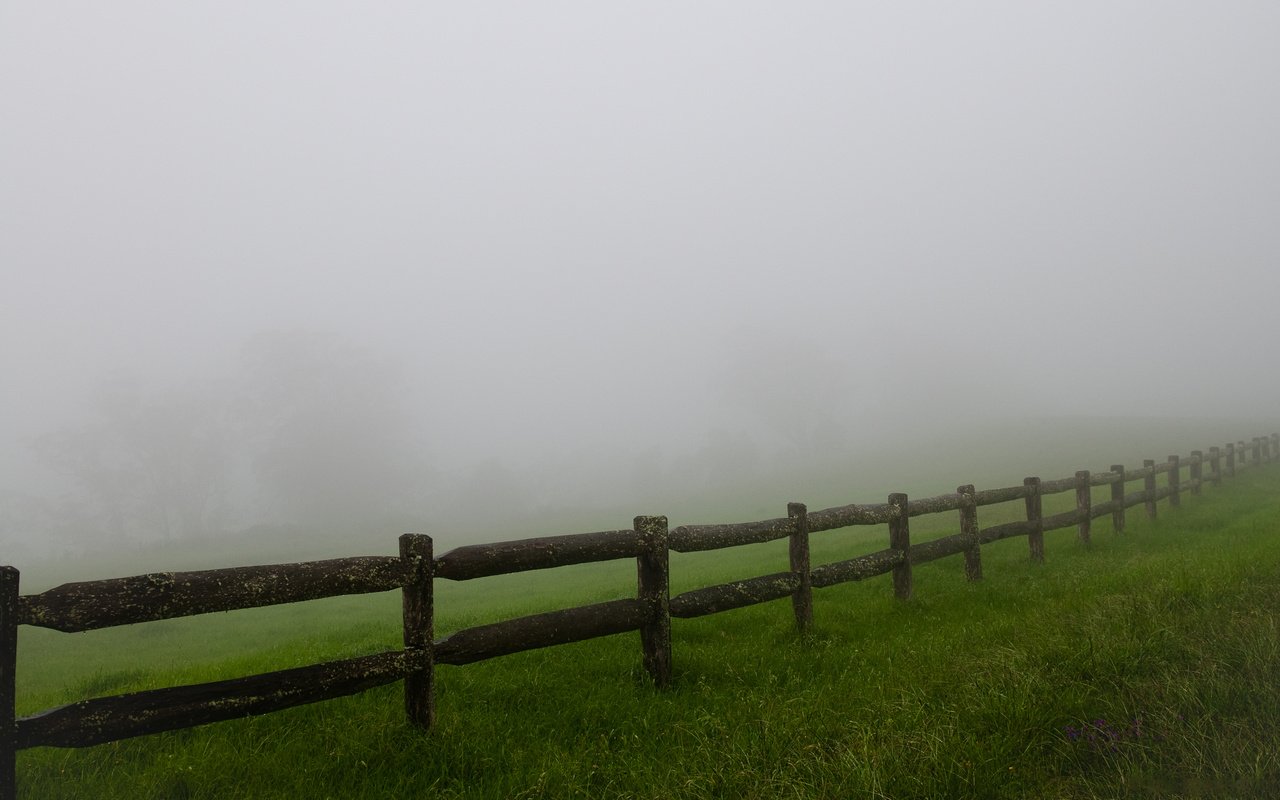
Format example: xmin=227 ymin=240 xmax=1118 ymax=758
xmin=957 ymin=485 xmax=981 ymax=581
xmin=1253 ymin=438 xmax=1263 ymax=466
xmin=635 ymin=515 xmax=671 ymax=687
xmin=1241 ymin=440 xmax=1251 ymax=468
xmin=1110 ymin=464 xmax=1126 ymax=532
xmin=787 ymin=502 xmax=812 ymax=633
xmin=888 ymin=493 xmax=912 ymax=600
xmin=1210 ymin=447 xmax=1222 ymax=487
xmin=1143 ymin=459 xmax=1158 ymax=519
xmin=1226 ymin=443 xmax=1236 ymax=478
xmin=1190 ymin=451 xmax=1203 ymax=496
xmin=0 ymin=567 xmax=17 ymax=800
xmin=1272 ymin=434 xmax=1280 ymax=461
xmin=1167 ymin=455 xmax=1181 ymax=508
xmin=1024 ymin=477 xmax=1044 ymax=563
xmin=1075 ymin=470 xmax=1091 ymax=545
xmin=399 ymin=534 xmax=434 ymax=729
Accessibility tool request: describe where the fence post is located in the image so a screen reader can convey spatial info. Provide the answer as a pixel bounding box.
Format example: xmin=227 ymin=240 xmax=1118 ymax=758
xmin=1024 ymin=477 xmax=1044 ymax=563
xmin=399 ymin=534 xmax=434 ymax=729
xmin=1240 ymin=440 xmax=1250 ymax=468
xmin=957 ymin=485 xmax=981 ymax=581
xmin=1167 ymin=455 xmax=1181 ymax=508
xmin=1253 ymin=438 xmax=1263 ymax=466
xmin=1190 ymin=451 xmax=1203 ymax=496
xmin=0 ymin=567 xmax=17 ymax=800
xmin=1210 ymin=447 xmax=1222 ymax=487
xmin=1272 ymin=434 xmax=1280 ymax=461
xmin=1110 ymin=464 xmax=1126 ymax=532
xmin=635 ymin=515 xmax=671 ymax=687
xmin=787 ymin=502 xmax=812 ymax=633
xmin=1075 ymin=470 xmax=1091 ymax=545
xmin=1143 ymin=459 xmax=1158 ymax=519
xmin=888 ymin=493 xmax=912 ymax=600
xmin=1226 ymin=443 xmax=1236 ymax=478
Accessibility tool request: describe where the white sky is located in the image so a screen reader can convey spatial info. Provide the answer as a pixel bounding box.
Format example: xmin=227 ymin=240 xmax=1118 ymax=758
xmin=3 ymin=2 xmax=1279 ymax=494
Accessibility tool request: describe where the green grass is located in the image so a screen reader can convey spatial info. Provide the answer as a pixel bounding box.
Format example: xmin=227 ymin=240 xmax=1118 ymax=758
xmin=15 ymin=467 xmax=1280 ymax=798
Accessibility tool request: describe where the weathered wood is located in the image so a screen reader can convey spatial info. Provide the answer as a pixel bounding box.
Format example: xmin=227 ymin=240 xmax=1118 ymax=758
xmin=1089 ymin=499 xmax=1120 ymax=520
xmin=907 ymin=532 xmax=970 ymax=566
xmin=668 ymin=518 xmax=795 ymax=553
xmin=1123 ymin=490 xmax=1149 ymax=509
xmin=434 ymin=530 xmax=642 ymax=580
xmin=888 ymin=494 xmax=911 ymax=600
xmin=0 ymin=568 xmax=16 ymax=800
xmin=635 ymin=516 xmax=671 ymax=687
xmin=1252 ymin=438 xmax=1262 ymax=466
xmin=17 ymin=650 xmax=416 ymax=749
xmin=19 ymin=557 xmax=412 ymax=633
xmin=669 ymin=572 xmax=800 ymax=618
xmin=1110 ymin=464 xmax=1126 ymax=532
xmin=399 ymin=534 xmax=433 ymax=730
xmin=1226 ymin=443 xmax=1236 ymax=478
xmin=432 ymin=599 xmax=647 ymax=666
xmin=809 ymin=548 xmax=903 ymax=589
xmin=1042 ymin=508 xmax=1083 ymax=532
xmin=1151 ymin=460 xmax=1174 ymax=474
xmin=977 ymin=520 xmax=1036 ymax=544
xmin=905 ymin=492 xmax=971 ymax=517
xmin=1024 ymin=477 xmax=1044 ymax=563
xmin=972 ymin=484 xmax=1030 ymax=506
xmin=805 ymin=502 xmax=898 ymax=532
xmin=1088 ymin=470 xmax=1123 ymax=486
xmin=1075 ymin=471 xmax=1091 ymax=544
xmin=1152 ymin=485 xmax=1173 ymax=502
xmin=958 ymin=485 xmax=981 ymax=581
xmin=1210 ymin=447 xmax=1222 ymax=487
xmin=787 ymin=502 xmax=812 ymax=633
xmin=1190 ymin=452 xmax=1203 ymax=496
xmin=1126 ymin=465 xmax=1156 ymax=481
xmin=1144 ymin=459 xmax=1158 ymax=519
xmin=1038 ymin=476 xmax=1079 ymax=495
xmin=1167 ymin=456 xmax=1181 ymax=508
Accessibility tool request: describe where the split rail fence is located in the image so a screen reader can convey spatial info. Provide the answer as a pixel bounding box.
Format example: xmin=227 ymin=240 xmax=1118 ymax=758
xmin=2 ymin=433 xmax=1278 ymax=798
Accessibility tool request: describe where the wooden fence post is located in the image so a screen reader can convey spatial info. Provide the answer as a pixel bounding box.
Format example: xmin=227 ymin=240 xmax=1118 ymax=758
xmin=1024 ymin=477 xmax=1044 ymax=563
xmin=0 ymin=567 xmax=17 ymax=800
xmin=1075 ymin=470 xmax=1091 ymax=544
xmin=1210 ymin=447 xmax=1222 ymax=487
xmin=1143 ymin=459 xmax=1158 ymax=519
xmin=1168 ymin=455 xmax=1181 ymax=508
xmin=787 ymin=502 xmax=812 ymax=633
xmin=1253 ymin=438 xmax=1263 ymax=466
xmin=1272 ymin=434 xmax=1280 ymax=461
xmin=957 ymin=485 xmax=981 ymax=581
xmin=635 ymin=515 xmax=671 ymax=687
xmin=1226 ymin=443 xmax=1236 ymax=478
xmin=1241 ymin=440 xmax=1251 ymax=468
xmin=399 ymin=534 xmax=434 ymax=729
xmin=1190 ymin=451 xmax=1203 ymax=496
xmin=888 ymin=493 xmax=912 ymax=600
xmin=1110 ymin=464 xmax=1126 ymax=532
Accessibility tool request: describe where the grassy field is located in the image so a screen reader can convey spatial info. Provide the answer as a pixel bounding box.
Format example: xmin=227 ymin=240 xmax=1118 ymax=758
xmin=14 ymin=462 xmax=1280 ymax=798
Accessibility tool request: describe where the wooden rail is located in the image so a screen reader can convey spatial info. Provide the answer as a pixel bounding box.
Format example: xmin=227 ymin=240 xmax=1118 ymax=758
xmin=2 ymin=431 xmax=1277 ymax=799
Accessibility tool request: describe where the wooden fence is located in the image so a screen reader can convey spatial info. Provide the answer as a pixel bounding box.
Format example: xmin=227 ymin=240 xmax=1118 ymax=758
xmin=2 ymin=433 xmax=1277 ymax=798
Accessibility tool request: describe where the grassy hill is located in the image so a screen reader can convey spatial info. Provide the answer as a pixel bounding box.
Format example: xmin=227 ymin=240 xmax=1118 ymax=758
xmin=14 ymin=457 xmax=1280 ymax=798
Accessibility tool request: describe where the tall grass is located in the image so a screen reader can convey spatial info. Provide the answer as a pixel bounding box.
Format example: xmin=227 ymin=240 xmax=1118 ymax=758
xmin=14 ymin=468 xmax=1280 ymax=798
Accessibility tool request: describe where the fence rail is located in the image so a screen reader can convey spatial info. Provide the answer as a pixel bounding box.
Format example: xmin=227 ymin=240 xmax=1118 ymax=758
xmin=3 ymin=432 xmax=1278 ymax=798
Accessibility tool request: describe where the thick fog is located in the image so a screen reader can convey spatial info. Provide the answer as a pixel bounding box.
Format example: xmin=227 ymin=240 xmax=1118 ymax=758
xmin=3 ymin=3 xmax=1279 ymax=566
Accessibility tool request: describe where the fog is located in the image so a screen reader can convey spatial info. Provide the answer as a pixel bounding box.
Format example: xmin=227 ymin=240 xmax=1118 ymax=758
xmin=3 ymin=3 xmax=1279 ymax=567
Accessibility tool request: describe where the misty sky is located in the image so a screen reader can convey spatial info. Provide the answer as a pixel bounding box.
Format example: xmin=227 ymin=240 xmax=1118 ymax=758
xmin=3 ymin=3 xmax=1279 ymax=558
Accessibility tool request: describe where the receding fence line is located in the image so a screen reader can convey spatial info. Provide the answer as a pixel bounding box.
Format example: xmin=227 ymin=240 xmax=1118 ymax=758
xmin=2 ymin=432 xmax=1278 ymax=799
